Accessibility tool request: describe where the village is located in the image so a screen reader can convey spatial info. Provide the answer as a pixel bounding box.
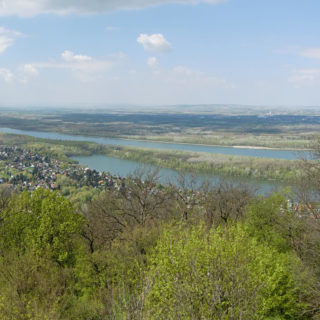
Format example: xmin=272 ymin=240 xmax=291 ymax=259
xmin=0 ymin=146 xmax=125 ymax=191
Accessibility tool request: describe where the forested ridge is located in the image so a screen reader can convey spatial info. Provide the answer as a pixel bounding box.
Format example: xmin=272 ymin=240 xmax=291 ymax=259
xmin=0 ymin=137 xmax=319 ymax=319
xmin=0 ymin=171 xmax=320 ymax=319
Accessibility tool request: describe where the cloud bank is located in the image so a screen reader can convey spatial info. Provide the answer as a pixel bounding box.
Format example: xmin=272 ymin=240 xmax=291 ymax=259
xmin=0 ymin=0 xmax=227 ymax=17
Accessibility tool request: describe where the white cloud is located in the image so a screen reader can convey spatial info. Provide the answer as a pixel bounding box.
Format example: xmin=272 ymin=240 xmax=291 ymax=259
xmin=18 ymin=64 xmax=39 ymax=83
xmin=61 ymin=50 xmax=92 ymax=63
xmin=171 ymin=65 xmax=227 ymax=86
xmin=0 ymin=50 xmax=123 ymax=85
xmin=0 ymin=35 xmax=13 ymax=53
xmin=0 ymin=26 xmax=21 ymax=54
xmin=0 ymin=64 xmax=40 ymax=84
xmin=147 ymin=57 xmax=158 ymax=68
xmin=0 ymin=26 xmax=21 ymax=37
xmin=289 ymin=69 xmax=320 ymax=86
xmin=23 ymin=63 xmax=39 ymax=76
xmin=0 ymin=0 xmax=227 ymax=17
xmin=0 ymin=68 xmax=14 ymax=83
xmin=300 ymin=48 xmax=320 ymax=60
xmin=173 ymin=66 xmax=194 ymax=76
xmin=137 ymin=34 xmax=171 ymax=52
xmin=36 ymin=50 xmax=115 ymax=73
xmin=149 ymin=64 xmax=228 ymax=89
xmin=32 ymin=50 xmax=121 ymax=82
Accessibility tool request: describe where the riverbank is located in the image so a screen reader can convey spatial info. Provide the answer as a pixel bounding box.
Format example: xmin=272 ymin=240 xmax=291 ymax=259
xmin=0 ymin=112 xmax=315 ymax=150
xmin=119 ymin=133 xmax=312 ymax=150
xmin=0 ymin=128 xmax=303 ymax=160
xmin=99 ymin=145 xmax=302 ymax=182
xmin=114 ymin=136 xmax=309 ymax=151
xmin=0 ymin=132 xmax=304 ymax=183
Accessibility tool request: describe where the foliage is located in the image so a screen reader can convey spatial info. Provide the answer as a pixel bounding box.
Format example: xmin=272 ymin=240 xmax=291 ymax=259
xmin=0 ymin=189 xmax=85 ymax=266
xmin=144 ymin=223 xmax=303 ymax=320
xmin=0 ymin=173 xmax=319 ymax=318
xmin=245 ymin=193 xmax=295 ymax=252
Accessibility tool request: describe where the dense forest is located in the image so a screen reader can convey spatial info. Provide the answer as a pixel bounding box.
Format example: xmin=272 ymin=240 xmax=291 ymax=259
xmin=0 ymin=137 xmax=319 ymax=319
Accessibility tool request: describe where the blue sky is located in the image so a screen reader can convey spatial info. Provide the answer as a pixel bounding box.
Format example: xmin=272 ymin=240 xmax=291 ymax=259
xmin=0 ymin=0 xmax=320 ymax=107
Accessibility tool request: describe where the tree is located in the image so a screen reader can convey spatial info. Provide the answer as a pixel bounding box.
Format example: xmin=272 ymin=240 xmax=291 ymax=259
xmin=0 ymin=188 xmax=90 ymax=320
xmin=118 ymin=168 xmax=175 ymax=225
xmin=0 ymin=184 xmax=14 ymax=215
xmin=144 ymin=224 xmax=303 ymax=320
xmin=173 ymin=172 xmax=201 ymax=221
xmin=296 ymin=135 xmax=320 ymax=215
xmin=201 ymin=182 xmax=253 ymax=228
xmin=245 ymin=193 xmax=320 ymax=319
xmin=245 ymin=193 xmax=296 ymax=252
xmin=0 ymin=188 xmax=85 ymax=266
xmin=81 ymin=189 xmax=124 ymax=253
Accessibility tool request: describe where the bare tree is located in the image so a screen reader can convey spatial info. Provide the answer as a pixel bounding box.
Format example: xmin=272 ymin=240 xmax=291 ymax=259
xmin=295 ymin=135 xmax=320 ymax=218
xmin=201 ymin=181 xmax=254 ymax=228
xmin=118 ymin=167 xmax=175 ymax=225
xmin=81 ymin=189 xmax=124 ymax=253
xmin=174 ymin=172 xmax=200 ymax=221
xmin=0 ymin=185 xmax=13 ymax=213
xmin=291 ymin=135 xmax=320 ymax=318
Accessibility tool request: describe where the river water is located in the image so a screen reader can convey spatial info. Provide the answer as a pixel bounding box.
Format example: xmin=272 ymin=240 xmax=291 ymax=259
xmin=0 ymin=127 xmax=299 ymax=194
xmin=0 ymin=127 xmax=303 ymax=159
xmin=72 ymin=154 xmax=286 ymax=194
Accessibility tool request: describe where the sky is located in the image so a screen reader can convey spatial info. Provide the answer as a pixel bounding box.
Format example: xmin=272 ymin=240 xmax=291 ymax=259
xmin=0 ymin=0 xmax=320 ymax=107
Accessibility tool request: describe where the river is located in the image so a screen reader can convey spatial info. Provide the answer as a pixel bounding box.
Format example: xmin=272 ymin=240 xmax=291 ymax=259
xmin=0 ymin=127 xmax=299 ymax=194
xmin=0 ymin=127 xmax=303 ymax=159
xmin=72 ymin=154 xmax=286 ymax=194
